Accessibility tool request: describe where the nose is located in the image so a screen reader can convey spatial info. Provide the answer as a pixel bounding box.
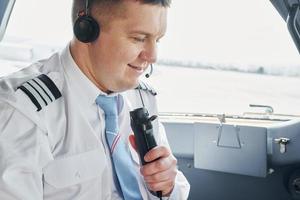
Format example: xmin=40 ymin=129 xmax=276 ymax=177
xmin=140 ymin=42 xmax=157 ymax=64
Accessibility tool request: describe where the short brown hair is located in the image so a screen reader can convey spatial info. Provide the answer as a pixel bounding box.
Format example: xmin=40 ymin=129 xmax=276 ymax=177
xmin=72 ymin=0 xmax=171 ymax=26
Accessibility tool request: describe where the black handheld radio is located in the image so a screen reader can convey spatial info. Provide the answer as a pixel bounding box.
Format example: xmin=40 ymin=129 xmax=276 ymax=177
xmin=130 ymin=107 xmax=157 ymax=165
xmin=129 ymin=85 xmax=162 ymax=199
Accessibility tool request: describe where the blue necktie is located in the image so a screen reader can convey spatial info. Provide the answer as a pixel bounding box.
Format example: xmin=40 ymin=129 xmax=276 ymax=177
xmin=96 ymin=95 xmax=142 ymax=200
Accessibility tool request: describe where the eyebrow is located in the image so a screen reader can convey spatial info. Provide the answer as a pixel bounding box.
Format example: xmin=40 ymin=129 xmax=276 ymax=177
xmin=129 ymin=30 xmax=151 ymax=36
xmin=129 ymin=30 xmax=165 ymax=38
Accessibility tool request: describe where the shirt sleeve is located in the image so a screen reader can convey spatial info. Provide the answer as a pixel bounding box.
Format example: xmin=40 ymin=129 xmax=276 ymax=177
xmin=0 ymin=102 xmax=52 ymax=199
xmin=147 ymin=122 xmax=190 ymax=200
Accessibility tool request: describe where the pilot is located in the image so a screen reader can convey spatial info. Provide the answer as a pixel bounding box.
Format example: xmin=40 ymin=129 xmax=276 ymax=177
xmin=0 ymin=0 xmax=190 ymax=199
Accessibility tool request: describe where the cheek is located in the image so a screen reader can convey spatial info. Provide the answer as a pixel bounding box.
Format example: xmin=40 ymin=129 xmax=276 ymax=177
xmin=114 ymin=42 xmax=142 ymax=63
xmin=94 ymin=38 xmax=142 ymax=71
xmin=125 ymin=49 xmax=142 ymax=64
xmin=119 ymin=50 xmax=138 ymax=63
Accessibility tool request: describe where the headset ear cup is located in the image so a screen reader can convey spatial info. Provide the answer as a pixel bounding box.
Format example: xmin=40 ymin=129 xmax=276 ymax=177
xmin=73 ymin=15 xmax=100 ymax=43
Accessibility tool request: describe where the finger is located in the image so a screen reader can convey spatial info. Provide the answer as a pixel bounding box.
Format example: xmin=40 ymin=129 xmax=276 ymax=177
xmin=144 ymin=146 xmax=170 ymax=163
xmin=141 ymin=155 xmax=177 ymax=176
xmin=144 ymin=168 xmax=178 ymax=183
xmin=128 ymin=134 xmax=138 ymax=152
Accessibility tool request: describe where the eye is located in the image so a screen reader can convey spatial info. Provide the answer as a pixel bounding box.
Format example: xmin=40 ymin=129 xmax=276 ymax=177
xmin=133 ymin=37 xmax=146 ymax=43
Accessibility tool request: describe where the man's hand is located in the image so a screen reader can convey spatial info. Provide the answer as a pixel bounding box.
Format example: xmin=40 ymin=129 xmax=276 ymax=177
xmin=129 ymin=135 xmax=178 ymax=196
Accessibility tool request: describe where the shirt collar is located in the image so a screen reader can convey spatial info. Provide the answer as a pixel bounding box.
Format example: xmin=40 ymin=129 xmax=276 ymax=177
xmin=60 ymin=43 xmax=118 ymax=106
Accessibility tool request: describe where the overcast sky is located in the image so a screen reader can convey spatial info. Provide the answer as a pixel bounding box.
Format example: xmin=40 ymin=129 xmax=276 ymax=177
xmin=4 ymin=0 xmax=300 ymax=68
xmin=161 ymin=0 xmax=299 ymax=67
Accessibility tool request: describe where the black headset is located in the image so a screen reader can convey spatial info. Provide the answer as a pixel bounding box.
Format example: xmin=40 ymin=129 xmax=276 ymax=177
xmin=73 ymin=0 xmax=100 ymax=43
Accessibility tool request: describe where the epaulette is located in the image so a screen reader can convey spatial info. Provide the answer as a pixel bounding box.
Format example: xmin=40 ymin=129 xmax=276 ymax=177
xmin=135 ymin=81 xmax=157 ymax=96
xmin=17 ymin=74 xmax=62 ymax=111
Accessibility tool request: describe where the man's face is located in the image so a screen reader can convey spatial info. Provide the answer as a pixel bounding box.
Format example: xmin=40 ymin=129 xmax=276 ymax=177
xmin=88 ymin=1 xmax=167 ymax=93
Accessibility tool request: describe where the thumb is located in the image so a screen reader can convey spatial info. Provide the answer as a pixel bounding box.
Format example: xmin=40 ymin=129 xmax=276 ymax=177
xmin=129 ymin=134 xmax=138 ymax=152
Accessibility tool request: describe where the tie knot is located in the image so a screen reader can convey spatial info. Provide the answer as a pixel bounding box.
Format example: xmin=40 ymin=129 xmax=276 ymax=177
xmin=96 ymin=95 xmax=118 ymax=117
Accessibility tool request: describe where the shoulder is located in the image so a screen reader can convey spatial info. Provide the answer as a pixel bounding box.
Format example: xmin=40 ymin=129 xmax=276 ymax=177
xmin=135 ymin=81 xmax=157 ymax=96
xmin=0 ymin=53 xmax=63 ymax=111
xmin=16 ymin=73 xmax=62 ymax=112
xmin=0 ymin=52 xmax=61 ymax=93
xmin=123 ymin=81 xmax=158 ymax=113
xmin=0 ymin=54 xmax=64 ymax=129
xmin=125 ymin=81 xmax=158 ymax=101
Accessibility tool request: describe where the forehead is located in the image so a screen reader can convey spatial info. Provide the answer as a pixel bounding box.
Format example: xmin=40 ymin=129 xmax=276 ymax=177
xmin=107 ymin=1 xmax=168 ymax=36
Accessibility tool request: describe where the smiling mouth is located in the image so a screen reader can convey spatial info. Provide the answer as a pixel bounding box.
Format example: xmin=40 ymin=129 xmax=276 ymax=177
xmin=128 ymin=64 xmax=144 ymax=72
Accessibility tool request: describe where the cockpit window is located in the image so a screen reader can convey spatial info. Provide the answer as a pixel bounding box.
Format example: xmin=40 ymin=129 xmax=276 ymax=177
xmin=1 ymin=0 xmax=299 ymax=118
xmin=152 ymin=0 xmax=300 ymax=118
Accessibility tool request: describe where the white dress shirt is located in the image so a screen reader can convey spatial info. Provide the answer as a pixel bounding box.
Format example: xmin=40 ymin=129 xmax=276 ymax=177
xmin=0 ymin=44 xmax=190 ymax=200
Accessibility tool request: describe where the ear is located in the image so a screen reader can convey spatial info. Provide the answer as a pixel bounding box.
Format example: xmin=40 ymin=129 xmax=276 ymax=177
xmin=129 ymin=134 xmax=138 ymax=152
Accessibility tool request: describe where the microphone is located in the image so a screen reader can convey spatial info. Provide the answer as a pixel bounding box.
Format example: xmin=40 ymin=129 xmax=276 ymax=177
xmin=145 ymin=64 xmax=153 ymax=78
xmin=130 ymin=86 xmax=163 ymax=200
